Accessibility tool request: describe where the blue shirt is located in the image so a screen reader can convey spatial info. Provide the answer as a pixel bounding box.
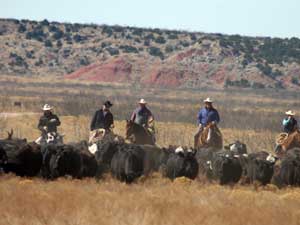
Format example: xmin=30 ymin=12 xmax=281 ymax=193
xmin=197 ymin=107 xmax=220 ymax=126
xmin=282 ymin=117 xmax=297 ymax=133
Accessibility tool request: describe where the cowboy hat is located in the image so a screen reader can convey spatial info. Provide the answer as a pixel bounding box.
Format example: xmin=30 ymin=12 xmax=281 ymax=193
xmin=203 ymin=98 xmax=213 ymax=103
xmin=42 ymin=104 xmax=52 ymax=111
xmin=285 ymin=110 xmax=296 ymax=116
xmin=138 ymin=99 xmax=147 ymax=104
xmin=103 ymin=100 xmax=113 ymax=108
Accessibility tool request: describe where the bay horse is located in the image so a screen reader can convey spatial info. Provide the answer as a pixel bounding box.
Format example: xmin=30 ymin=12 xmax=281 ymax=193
xmin=125 ymin=120 xmax=155 ymax=145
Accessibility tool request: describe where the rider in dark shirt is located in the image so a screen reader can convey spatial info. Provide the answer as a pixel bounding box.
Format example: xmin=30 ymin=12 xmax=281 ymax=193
xmin=38 ymin=104 xmax=61 ymax=135
xmin=90 ymin=101 xmax=114 ymax=132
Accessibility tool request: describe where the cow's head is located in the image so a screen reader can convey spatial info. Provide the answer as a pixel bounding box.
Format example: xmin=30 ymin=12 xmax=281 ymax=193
xmin=225 ymin=141 xmax=247 ymax=154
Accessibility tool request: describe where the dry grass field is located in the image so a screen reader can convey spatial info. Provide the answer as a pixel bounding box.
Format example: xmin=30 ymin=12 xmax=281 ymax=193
xmin=0 ymin=76 xmax=300 ymax=225
xmin=1 ymin=174 xmax=300 ymax=225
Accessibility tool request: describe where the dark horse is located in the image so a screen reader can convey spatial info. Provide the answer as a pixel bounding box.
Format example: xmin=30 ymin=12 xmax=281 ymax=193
xmin=125 ymin=120 xmax=155 ymax=145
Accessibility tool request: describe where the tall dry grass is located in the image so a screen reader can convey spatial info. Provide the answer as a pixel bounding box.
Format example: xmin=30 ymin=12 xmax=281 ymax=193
xmin=0 ymin=174 xmax=300 ymax=225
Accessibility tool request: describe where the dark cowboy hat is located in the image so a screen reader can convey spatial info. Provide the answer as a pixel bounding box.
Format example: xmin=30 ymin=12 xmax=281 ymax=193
xmin=103 ymin=100 xmax=113 ymax=108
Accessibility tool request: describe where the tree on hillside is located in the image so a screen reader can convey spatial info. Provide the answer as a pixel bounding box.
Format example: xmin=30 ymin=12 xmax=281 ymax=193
xmin=155 ymin=36 xmax=166 ymax=44
xmin=18 ymin=24 xmax=27 ymax=33
xmin=44 ymin=39 xmax=53 ymax=47
xmin=148 ymin=47 xmax=164 ymax=59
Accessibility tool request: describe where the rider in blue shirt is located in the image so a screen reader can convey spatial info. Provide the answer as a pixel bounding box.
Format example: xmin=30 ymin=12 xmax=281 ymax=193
xmin=194 ymin=98 xmax=220 ymax=147
xmin=282 ymin=110 xmax=298 ymax=134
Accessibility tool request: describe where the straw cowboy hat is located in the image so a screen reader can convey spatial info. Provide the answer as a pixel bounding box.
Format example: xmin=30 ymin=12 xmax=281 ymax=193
xmin=285 ymin=110 xmax=296 ymax=116
xmin=203 ymin=98 xmax=213 ymax=103
xmin=42 ymin=104 xmax=53 ymax=111
xmin=138 ymin=99 xmax=147 ymax=104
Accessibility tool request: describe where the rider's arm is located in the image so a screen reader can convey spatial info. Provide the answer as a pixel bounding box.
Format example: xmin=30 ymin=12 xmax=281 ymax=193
xmin=53 ymin=115 xmax=61 ymax=126
xmin=148 ymin=109 xmax=154 ymax=123
xmin=214 ymin=110 xmax=220 ymax=124
xmin=282 ymin=118 xmax=290 ymax=126
xmin=38 ymin=118 xmax=46 ymax=133
xmin=197 ymin=110 xmax=202 ymax=126
xmin=130 ymin=110 xmax=136 ymax=122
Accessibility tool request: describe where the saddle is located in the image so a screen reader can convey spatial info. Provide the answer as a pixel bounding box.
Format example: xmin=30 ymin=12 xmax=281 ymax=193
xmin=198 ymin=124 xmax=222 ymax=148
xmin=276 ymin=130 xmax=300 ymax=152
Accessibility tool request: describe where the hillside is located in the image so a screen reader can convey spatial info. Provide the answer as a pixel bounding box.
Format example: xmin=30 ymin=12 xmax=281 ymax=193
xmin=1 ymin=18 xmax=300 ymax=89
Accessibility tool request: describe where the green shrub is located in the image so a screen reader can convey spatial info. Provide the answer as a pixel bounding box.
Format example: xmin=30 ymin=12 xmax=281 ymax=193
xmin=40 ymin=19 xmax=50 ymax=26
xmin=148 ymin=47 xmax=164 ymax=59
xmin=56 ymin=40 xmax=62 ymax=48
xmin=155 ymin=36 xmax=166 ymax=44
xmin=120 ymin=45 xmax=138 ymax=53
xmin=252 ymin=82 xmax=265 ymax=89
xmin=291 ymin=77 xmax=299 ymax=85
xmin=165 ymin=45 xmax=174 ymax=53
xmin=106 ymin=47 xmax=119 ymax=56
xmin=18 ymin=24 xmax=26 ymax=33
xmin=52 ymin=29 xmax=64 ymax=40
xmin=44 ymin=39 xmax=53 ymax=47
xmin=168 ymin=33 xmax=178 ymax=40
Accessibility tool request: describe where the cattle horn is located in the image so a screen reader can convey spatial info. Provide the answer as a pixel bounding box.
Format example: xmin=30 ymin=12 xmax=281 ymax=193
xmin=7 ymin=129 xmax=13 ymax=140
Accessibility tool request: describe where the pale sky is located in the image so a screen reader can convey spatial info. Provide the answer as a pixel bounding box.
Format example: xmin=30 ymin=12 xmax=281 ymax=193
xmin=1 ymin=0 xmax=299 ymax=38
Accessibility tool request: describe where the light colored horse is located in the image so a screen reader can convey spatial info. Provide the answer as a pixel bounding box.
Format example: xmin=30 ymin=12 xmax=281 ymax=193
xmin=194 ymin=123 xmax=223 ymax=150
xmin=275 ymin=130 xmax=300 ymax=157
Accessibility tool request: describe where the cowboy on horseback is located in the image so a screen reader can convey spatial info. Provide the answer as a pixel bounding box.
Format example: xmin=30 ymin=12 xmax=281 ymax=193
xmin=275 ymin=110 xmax=299 ymax=157
xmin=130 ymin=99 xmax=156 ymax=143
xmin=37 ymin=104 xmax=62 ymax=144
xmin=89 ymin=101 xmax=114 ymax=143
xmin=282 ymin=110 xmax=298 ymax=134
xmin=194 ymin=98 xmax=221 ymax=148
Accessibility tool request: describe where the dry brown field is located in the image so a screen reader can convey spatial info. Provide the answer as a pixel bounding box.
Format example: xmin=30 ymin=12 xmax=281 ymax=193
xmin=0 ymin=76 xmax=300 ymax=225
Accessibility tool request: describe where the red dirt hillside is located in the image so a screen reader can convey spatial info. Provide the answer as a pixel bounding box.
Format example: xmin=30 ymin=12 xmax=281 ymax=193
xmin=65 ymin=58 xmax=133 ymax=82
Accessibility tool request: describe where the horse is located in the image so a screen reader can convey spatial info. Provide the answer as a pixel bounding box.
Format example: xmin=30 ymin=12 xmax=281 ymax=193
xmin=194 ymin=123 xmax=223 ymax=150
xmin=275 ymin=130 xmax=300 ymax=158
xmin=125 ymin=120 xmax=155 ymax=145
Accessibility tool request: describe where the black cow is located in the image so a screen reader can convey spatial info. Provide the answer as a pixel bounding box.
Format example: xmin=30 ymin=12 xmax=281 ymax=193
xmin=94 ymin=140 xmax=171 ymax=177
xmin=111 ymin=144 xmax=145 ymax=183
xmin=94 ymin=141 xmax=120 ymax=177
xmin=225 ymin=141 xmax=247 ymax=154
xmin=1 ymin=142 xmax=42 ymax=177
xmin=208 ymin=150 xmax=243 ymax=185
xmin=272 ymin=148 xmax=300 ymax=187
xmin=41 ymin=144 xmax=82 ymax=179
xmin=140 ymin=144 xmax=172 ymax=175
xmin=164 ymin=146 xmax=198 ymax=180
xmin=239 ymin=151 xmax=277 ymax=185
xmin=71 ymin=141 xmax=98 ymax=178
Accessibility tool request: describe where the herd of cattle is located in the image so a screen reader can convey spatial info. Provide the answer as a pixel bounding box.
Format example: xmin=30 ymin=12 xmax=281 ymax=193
xmin=0 ymin=133 xmax=300 ymax=188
